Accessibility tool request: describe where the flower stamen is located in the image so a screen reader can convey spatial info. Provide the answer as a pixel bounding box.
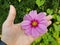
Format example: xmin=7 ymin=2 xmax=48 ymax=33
xmin=32 ymin=21 xmax=38 ymax=27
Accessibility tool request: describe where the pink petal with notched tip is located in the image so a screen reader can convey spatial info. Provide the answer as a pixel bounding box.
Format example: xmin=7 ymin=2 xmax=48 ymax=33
xmin=38 ymin=24 xmax=47 ymax=33
xmin=38 ymin=12 xmax=46 ymax=20
xmin=24 ymin=10 xmax=38 ymax=20
xmin=36 ymin=28 xmax=47 ymax=37
xmin=24 ymin=14 xmax=32 ymax=20
xmin=39 ymin=20 xmax=48 ymax=26
xmin=29 ymin=10 xmax=37 ymax=16
xmin=38 ymin=12 xmax=46 ymax=16
xmin=25 ymin=28 xmax=32 ymax=35
xmin=21 ymin=25 xmax=31 ymax=30
xmin=21 ymin=20 xmax=30 ymax=26
xmin=21 ymin=20 xmax=31 ymax=30
xmin=31 ymin=27 xmax=40 ymax=37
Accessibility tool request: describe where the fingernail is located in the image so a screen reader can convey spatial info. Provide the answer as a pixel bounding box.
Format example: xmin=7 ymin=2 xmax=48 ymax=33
xmin=43 ymin=12 xmax=46 ymax=15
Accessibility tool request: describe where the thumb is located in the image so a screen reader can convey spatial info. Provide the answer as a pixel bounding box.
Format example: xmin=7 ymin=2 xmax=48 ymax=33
xmin=6 ymin=5 xmax=16 ymax=24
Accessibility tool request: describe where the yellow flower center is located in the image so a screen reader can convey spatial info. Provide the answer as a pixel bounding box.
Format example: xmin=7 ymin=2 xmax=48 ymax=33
xmin=32 ymin=21 xmax=38 ymax=27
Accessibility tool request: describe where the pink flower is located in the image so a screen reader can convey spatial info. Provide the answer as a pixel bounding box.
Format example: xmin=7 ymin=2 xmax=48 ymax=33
xmin=21 ymin=10 xmax=48 ymax=38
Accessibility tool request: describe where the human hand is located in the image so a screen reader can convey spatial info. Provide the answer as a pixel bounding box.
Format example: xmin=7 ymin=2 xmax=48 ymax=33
xmin=1 ymin=5 xmax=52 ymax=45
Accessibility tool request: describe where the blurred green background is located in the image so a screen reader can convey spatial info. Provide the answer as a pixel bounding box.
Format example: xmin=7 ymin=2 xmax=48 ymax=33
xmin=0 ymin=0 xmax=60 ymax=45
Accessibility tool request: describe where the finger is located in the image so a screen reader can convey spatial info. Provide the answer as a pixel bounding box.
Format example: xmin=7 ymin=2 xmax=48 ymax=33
xmin=41 ymin=12 xmax=47 ymax=15
xmin=46 ymin=15 xmax=52 ymax=21
xmin=6 ymin=5 xmax=16 ymax=24
xmin=47 ymin=21 xmax=52 ymax=26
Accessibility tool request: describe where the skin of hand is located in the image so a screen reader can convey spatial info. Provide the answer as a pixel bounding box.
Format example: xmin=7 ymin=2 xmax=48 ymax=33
xmin=1 ymin=5 xmax=52 ymax=45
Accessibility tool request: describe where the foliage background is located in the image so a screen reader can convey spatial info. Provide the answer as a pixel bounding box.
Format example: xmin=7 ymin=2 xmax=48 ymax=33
xmin=0 ymin=0 xmax=60 ymax=45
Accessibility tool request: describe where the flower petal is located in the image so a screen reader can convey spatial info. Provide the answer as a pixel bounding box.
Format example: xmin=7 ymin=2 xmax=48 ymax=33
xmin=39 ymin=20 xmax=48 ymax=26
xmin=38 ymin=12 xmax=46 ymax=21
xmin=31 ymin=27 xmax=40 ymax=38
xmin=25 ymin=28 xmax=32 ymax=35
xmin=38 ymin=12 xmax=46 ymax=16
xmin=29 ymin=10 xmax=37 ymax=16
xmin=21 ymin=20 xmax=31 ymax=30
xmin=22 ymin=25 xmax=31 ymax=30
xmin=36 ymin=27 xmax=47 ymax=37
xmin=24 ymin=10 xmax=38 ymax=20
xmin=21 ymin=20 xmax=30 ymax=26
xmin=24 ymin=14 xmax=32 ymax=20
xmin=38 ymin=24 xmax=47 ymax=34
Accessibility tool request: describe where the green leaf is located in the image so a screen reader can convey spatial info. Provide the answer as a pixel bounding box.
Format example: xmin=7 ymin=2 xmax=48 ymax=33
xmin=18 ymin=0 xmax=21 ymax=2
xmin=58 ymin=10 xmax=60 ymax=14
xmin=36 ymin=0 xmax=45 ymax=7
xmin=57 ymin=15 xmax=60 ymax=22
xmin=47 ymin=34 xmax=58 ymax=45
xmin=49 ymin=27 xmax=53 ymax=32
xmin=35 ymin=37 xmax=41 ymax=43
xmin=47 ymin=9 xmax=53 ymax=14
xmin=55 ymin=22 xmax=60 ymax=25
xmin=52 ymin=14 xmax=57 ymax=19
xmin=53 ymin=31 xmax=59 ymax=39
xmin=40 ymin=43 xmax=45 ymax=45
xmin=26 ymin=8 xmax=31 ymax=12
xmin=53 ymin=24 xmax=60 ymax=31
xmin=42 ymin=35 xmax=48 ymax=45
